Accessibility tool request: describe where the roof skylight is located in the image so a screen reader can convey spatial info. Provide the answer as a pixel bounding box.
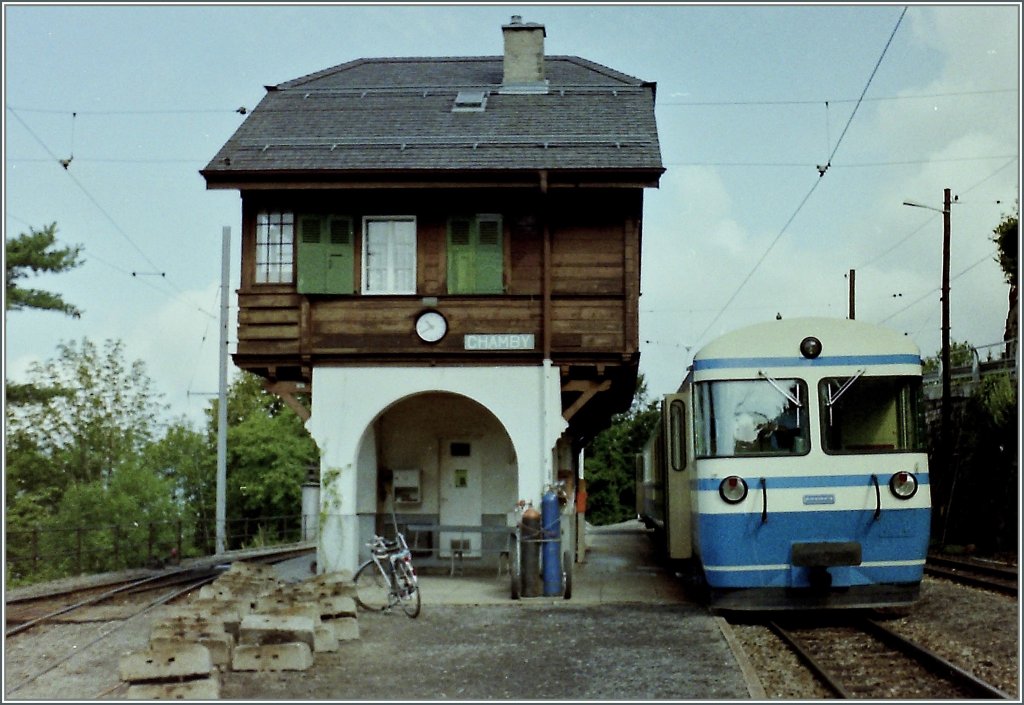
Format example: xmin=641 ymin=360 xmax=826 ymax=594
xmin=452 ymin=90 xmax=487 ymax=112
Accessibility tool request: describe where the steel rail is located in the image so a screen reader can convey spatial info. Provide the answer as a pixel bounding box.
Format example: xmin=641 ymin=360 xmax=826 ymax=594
xmin=6 ymin=575 xmax=217 ymax=696
xmin=862 ymin=618 xmax=1013 ymax=700
xmin=767 ymin=617 xmax=1012 ymax=700
xmin=4 ymin=566 xmax=219 ymax=638
xmin=767 ymin=621 xmax=851 ymax=698
xmin=925 ymin=564 xmax=1018 ymax=596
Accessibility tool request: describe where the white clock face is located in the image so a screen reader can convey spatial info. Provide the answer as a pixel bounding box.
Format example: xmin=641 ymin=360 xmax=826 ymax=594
xmin=415 ymin=311 xmax=447 ymax=343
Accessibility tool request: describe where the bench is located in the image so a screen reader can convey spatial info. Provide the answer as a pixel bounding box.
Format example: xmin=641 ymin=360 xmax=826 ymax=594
xmin=405 ymin=524 xmax=516 ymax=577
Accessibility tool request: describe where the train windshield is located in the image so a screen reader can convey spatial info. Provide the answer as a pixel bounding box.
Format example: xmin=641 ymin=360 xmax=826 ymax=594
xmin=694 ymin=379 xmax=810 ymax=457
xmin=819 ymin=375 xmax=925 ymax=453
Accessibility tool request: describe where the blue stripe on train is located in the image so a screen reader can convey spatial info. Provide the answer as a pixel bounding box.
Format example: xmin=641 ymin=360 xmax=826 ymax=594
xmin=696 ymin=473 xmax=929 ymax=492
xmin=695 ymin=507 xmax=930 ymax=589
xmin=694 ymin=354 xmax=921 ymax=370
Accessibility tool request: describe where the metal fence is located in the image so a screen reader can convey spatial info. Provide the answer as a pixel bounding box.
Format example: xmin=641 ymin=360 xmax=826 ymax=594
xmin=5 ymin=514 xmax=310 ymax=587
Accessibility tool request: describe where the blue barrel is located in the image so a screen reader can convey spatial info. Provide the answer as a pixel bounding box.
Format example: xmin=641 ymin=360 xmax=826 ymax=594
xmin=541 ymin=489 xmax=561 ymax=596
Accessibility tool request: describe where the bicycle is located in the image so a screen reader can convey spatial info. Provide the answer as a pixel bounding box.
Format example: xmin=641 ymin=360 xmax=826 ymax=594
xmin=353 ymin=532 xmax=421 ymax=618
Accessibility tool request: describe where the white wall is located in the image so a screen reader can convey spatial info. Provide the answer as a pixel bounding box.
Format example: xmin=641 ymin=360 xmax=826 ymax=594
xmin=307 ymin=364 xmax=565 ymax=573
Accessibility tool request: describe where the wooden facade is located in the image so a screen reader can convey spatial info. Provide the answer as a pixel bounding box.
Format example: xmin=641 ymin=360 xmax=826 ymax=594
xmin=232 ymin=186 xmax=643 ymax=446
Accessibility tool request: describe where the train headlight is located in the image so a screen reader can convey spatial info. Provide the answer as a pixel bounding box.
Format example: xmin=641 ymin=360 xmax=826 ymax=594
xmin=719 ymin=476 xmax=749 ymax=504
xmin=888 ymin=471 xmax=919 ymax=500
xmin=800 ymin=336 xmax=823 ymax=359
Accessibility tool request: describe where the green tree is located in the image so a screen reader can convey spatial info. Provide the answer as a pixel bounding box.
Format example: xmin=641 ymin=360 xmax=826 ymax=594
xmin=5 ymin=338 xmax=165 ymax=501
xmin=45 ymin=462 xmax=182 ymax=575
xmin=207 ymin=372 xmax=318 ymax=548
xmin=939 ymin=372 xmax=1018 ymax=553
xmin=583 ymin=375 xmax=661 ymax=525
xmin=142 ymin=419 xmax=217 ymax=556
xmin=5 ymin=338 xmax=173 ymax=583
xmin=5 ymin=222 xmax=84 ymax=406
xmin=5 ymin=222 xmax=83 ymax=316
xmin=990 ymin=207 xmax=1018 ymax=288
xmin=921 ymin=339 xmax=975 ymax=374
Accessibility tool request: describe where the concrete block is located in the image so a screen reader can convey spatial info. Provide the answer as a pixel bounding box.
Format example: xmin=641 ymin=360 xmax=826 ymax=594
xmin=314 ymin=624 xmax=339 ymax=653
xmin=255 ymin=593 xmax=308 ymax=613
xmin=119 ymin=642 xmax=212 ymax=682
xmin=178 ymin=600 xmax=246 ymax=636
xmin=150 ymin=615 xmax=226 ymax=635
xmin=255 ymin=603 xmax=322 ymax=624
xmin=239 ymin=613 xmax=316 ymax=649
xmin=318 ymin=595 xmax=357 ymax=618
xmin=328 ymin=616 xmax=360 ymax=641
xmin=232 ymin=642 xmax=313 ymax=672
xmin=149 ymin=631 xmax=234 ymax=667
xmin=124 ymin=676 xmax=220 ymax=700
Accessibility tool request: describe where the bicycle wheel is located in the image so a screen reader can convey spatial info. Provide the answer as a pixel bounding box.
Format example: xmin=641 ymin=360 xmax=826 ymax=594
xmin=353 ymin=559 xmax=391 ymax=611
xmin=394 ymin=562 xmax=421 ymax=618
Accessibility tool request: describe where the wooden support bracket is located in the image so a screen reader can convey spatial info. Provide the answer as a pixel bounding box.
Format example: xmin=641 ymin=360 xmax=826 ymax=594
xmin=264 ymin=380 xmax=312 ymax=422
xmin=562 ymin=379 xmax=611 ymax=421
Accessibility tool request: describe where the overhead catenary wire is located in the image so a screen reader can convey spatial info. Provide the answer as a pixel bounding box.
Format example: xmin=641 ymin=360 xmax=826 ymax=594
xmin=691 ymin=6 xmax=908 ymax=349
xmin=5 ymin=105 xmax=216 ymax=320
xmin=855 ymin=156 xmax=1020 ymax=271
xmin=876 ymin=250 xmax=999 ymax=325
xmin=657 ymin=87 xmax=1017 ymax=107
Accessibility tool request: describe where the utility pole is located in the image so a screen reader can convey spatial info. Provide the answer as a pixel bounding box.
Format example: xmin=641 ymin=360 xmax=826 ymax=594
xmin=216 ymin=226 xmax=230 ymax=555
xmin=848 ymin=268 xmax=856 ymax=320
xmin=940 ymin=187 xmax=952 ymax=474
xmin=902 ymin=188 xmax=953 ymax=532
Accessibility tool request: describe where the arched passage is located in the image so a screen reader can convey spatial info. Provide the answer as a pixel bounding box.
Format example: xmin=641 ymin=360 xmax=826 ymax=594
xmin=308 ymin=364 xmax=565 ymax=574
xmin=355 ymin=392 xmax=518 ymax=563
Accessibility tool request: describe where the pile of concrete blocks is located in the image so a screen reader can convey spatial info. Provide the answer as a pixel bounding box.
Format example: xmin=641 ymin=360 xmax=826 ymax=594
xmin=117 ymin=561 xmax=358 ymax=698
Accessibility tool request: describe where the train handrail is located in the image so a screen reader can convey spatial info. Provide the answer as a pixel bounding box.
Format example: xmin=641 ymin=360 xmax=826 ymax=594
xmin=870 ymin=474 xmax=882 ymax=520
xmin=760 ymin=477 xmax=768 ymax=523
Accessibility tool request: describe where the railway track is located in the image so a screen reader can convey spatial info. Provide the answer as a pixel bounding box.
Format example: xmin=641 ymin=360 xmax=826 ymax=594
xmin=4 ymin=545 xmax=315 ymax=698
xmin=767 ymin=616 xmax=1011 ymax=699
xmin=5 ymin=544 xmax=315 ymax=637
xmin=926 ymin=555 xmax=1018 ymax=597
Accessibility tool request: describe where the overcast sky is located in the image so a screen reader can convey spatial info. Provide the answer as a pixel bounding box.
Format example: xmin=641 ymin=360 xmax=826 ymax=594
xmin=4 ymin=2 xmax=1020 ymax=427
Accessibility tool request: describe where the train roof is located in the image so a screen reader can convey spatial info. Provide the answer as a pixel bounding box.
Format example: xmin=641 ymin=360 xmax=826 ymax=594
xmin=691 ymin=317 xmax=922 ymax=376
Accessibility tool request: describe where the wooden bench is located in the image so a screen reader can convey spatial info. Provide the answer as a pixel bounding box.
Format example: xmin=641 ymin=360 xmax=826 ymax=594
xmin=405 ymin=523 xmax=516 ymax=576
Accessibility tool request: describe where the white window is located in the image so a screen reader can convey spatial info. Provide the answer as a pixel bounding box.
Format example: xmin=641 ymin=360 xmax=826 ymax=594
xmin=255 ymin=211 xmax=294 ymax=284
xmin=363 ymin=217 xmax=416 ymax=294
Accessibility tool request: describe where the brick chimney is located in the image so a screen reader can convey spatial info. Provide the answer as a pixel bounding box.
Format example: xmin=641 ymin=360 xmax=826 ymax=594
xmin=501 ymin=15 xmax=548 ymax=93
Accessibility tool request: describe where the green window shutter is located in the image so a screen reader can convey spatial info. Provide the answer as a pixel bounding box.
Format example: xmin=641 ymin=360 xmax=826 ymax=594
xmin=447 ymin=217 xmax=475 ymax=294
xmin=475 ymin=217 xmax=503 ymax=293
xmin=297 ymin=216 xmax=326 ymax=293
xmin=297 ymin=215 xmax=355 ymax=294
xmin=326 ymin=217 xmax=355 ymax=294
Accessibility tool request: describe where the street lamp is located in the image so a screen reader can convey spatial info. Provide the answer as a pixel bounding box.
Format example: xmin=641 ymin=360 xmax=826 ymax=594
xmin=902 ymin=188 xmax=952 ymax=528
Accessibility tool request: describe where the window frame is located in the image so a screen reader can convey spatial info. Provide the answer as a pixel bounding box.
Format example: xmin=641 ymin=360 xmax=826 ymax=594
xmin=254 ymin=210 xmax=295 ymax=285
xmin=361 ymin=215 xmax=417 ymax=295
xmin=694 ymin=378 xmax=811 ymax=459
xmin=817 ymin=374 xmax=926 ymax=455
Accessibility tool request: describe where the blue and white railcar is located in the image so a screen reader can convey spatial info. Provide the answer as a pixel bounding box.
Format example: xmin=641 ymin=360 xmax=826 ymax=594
xmin=640 ymin=317 xmax=930 ymax=610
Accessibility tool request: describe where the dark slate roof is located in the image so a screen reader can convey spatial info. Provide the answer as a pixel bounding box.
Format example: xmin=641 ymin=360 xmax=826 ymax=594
xmin=202 ymin=56 xmax=663 ymax=184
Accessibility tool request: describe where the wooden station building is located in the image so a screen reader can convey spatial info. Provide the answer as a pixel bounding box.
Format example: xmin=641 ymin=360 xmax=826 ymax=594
xmin=202 ymin=16 xmax=664 ymax=574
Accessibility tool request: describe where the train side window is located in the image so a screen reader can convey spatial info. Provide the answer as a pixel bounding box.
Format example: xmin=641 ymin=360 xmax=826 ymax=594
xmin=669 ymin=400 xmax=686 ymax=471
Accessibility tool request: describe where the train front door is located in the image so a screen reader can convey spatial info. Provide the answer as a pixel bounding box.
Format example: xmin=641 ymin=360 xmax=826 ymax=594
xmin=439 ymin=440 xmax=481 ymax=558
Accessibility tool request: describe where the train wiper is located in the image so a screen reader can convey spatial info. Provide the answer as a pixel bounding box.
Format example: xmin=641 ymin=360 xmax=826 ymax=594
xmin=757 ymin=371 xmax=803 ymax=426
xmin=824 ymin=369 xmax=866 ymax=425
xmin=757 ymin=371 xmax=802 ymax=407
